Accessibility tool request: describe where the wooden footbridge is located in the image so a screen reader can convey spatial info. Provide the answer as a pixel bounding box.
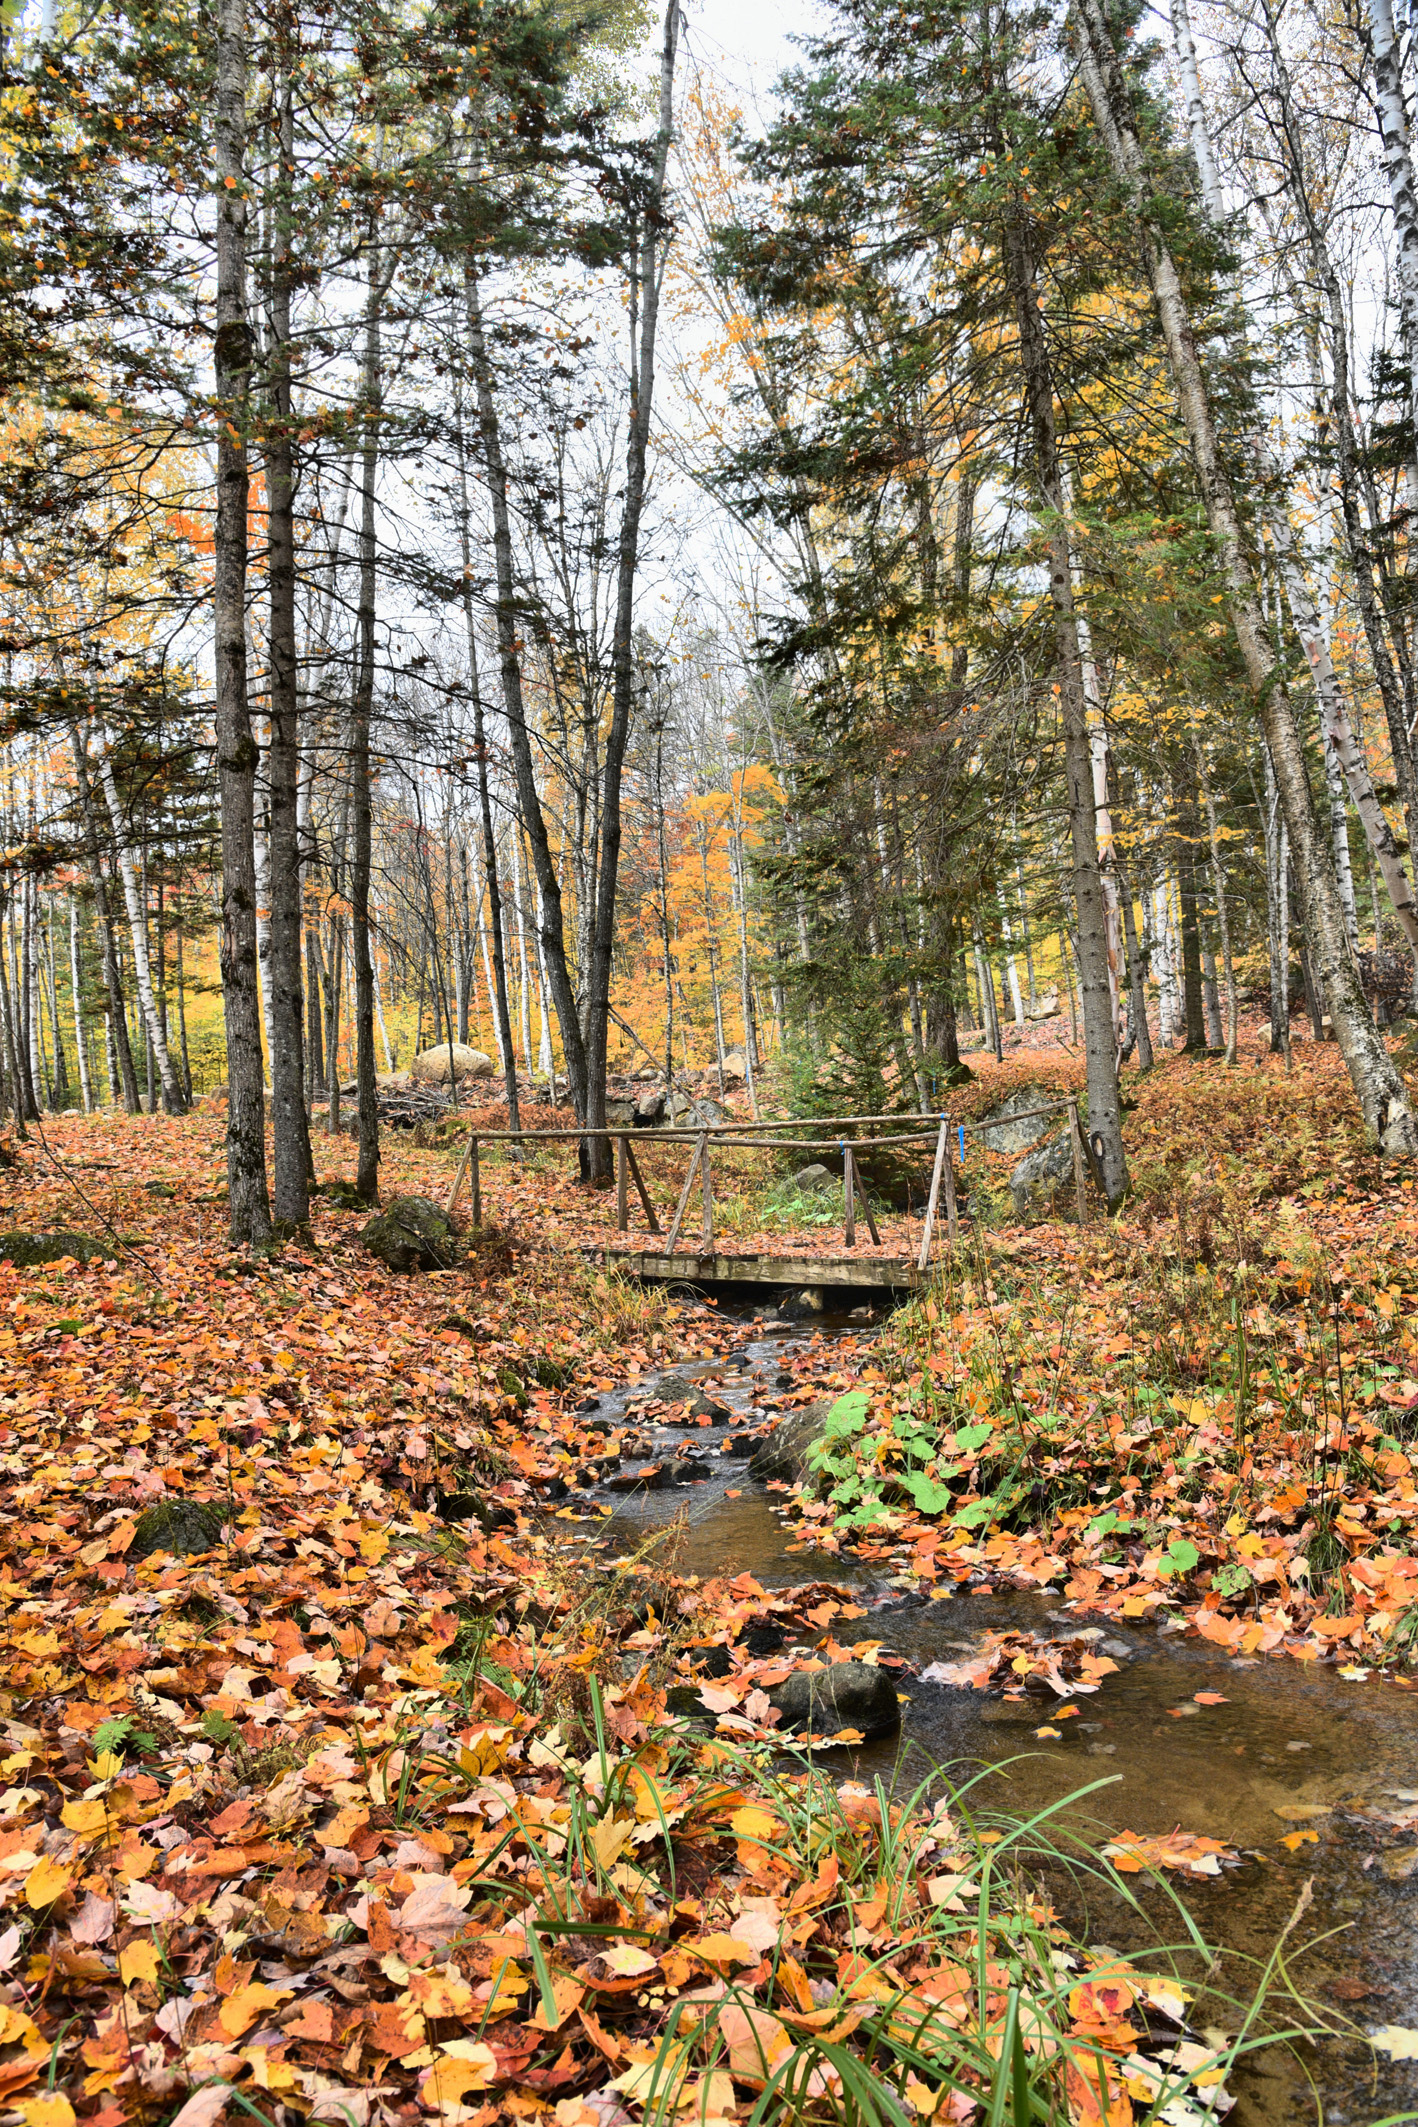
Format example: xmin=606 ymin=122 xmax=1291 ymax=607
xmin=445 ymin=1095 xmax=1098 ymax=1297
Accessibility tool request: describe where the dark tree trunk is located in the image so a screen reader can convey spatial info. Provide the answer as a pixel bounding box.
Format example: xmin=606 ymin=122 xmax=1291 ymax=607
xmin=351 ymin=244 xmax=382 ymax=1206
xmin=215 ymin=0 xmax=271 ymax=1243
xmin=464 ymin=263 xmax=588 ymax=1130
xmin=266 ymin=57 xmax=311 ymax=1228
xmin=584 ymin=0 xmax=681 ymax=1183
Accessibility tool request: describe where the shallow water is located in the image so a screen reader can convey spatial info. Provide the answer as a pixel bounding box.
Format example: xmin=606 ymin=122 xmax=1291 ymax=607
xmin=567 ymin=1306 xmax=1418 ymax=2125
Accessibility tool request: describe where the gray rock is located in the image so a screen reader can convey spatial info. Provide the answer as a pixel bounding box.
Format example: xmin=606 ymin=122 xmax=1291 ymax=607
xmin=665 ymin=1090 xmax=725 ymax=1127
xmin=605 ymin=1098 xmax=636 ymax=1129
xmin=979 ymin=1086 xmax=1056 ymax=1156
xmin=634 ymin=1087 xmax=666 ymax=1125
xmin=605 ymin=1462 xmax=673 ymax=1492
xmin=130 ymin=1498 xmax=227 ymax=1561
xmin=0 ymin=1230 xmax=118 ymax=1268
xmin=791 ymin=1163 xmax=839 ymax=1195
xmin=654 ymin=1373 xmax=730 ymax=1420
xmin=747 ymin=1398 xmax=833 ymax=1483
xmin=359 ymin=1194 xmax=463 ymax=1271
xmin=770 ymin=1661 xmax=901 ymax=1741
xmin=1008 ymin=1129 xmax=1075 ymax=1214
xmin=781 ymin=1288 xmax=826 ymax=1319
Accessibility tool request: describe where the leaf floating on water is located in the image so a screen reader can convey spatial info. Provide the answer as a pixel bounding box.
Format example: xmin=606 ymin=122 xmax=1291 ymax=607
xmin=1370 ymin=2025 xmax=1418 ymax=2059
xmin=1103 ymin=1828 xmax=1238 ymax=1878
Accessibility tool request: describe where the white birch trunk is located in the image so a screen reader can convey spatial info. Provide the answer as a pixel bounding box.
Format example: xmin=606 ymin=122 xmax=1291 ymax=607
xmin=69 ymin=894 xmax=91 ymax=1111
xmin=1366 ymin=0 xmax=1418 ymax=429
xmin=1074 ymin=0 xmax=1417 ymax=1150
xmin=94 ymin=745 xmax=186 ymax=1112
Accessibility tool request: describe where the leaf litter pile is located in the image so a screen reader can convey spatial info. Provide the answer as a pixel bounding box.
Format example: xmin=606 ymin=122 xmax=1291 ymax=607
xmin=0 ymin=1057 xmax=1398 ymax=2126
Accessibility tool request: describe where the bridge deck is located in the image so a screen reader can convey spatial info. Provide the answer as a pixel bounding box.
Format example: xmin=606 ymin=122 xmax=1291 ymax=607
xmin=584 ymin=1246 xmax=923 ymax=1291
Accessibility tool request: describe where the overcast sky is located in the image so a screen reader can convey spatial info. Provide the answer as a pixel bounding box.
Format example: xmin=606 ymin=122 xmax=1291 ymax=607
xmin=680 ymin=0 xmax=816 ymax=118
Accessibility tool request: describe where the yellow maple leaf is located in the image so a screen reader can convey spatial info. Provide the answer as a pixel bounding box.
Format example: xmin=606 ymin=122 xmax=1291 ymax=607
xmin=60 ymin=1798 xmax=108 ymax=1838
xmin=598 ymin=1941 xmax=658 ymax=1978
xmin=19 ymin=2099 xmax=75 ymax=2127
xmin=23 ymin=1856 xmax=72 ymax=1911
xmin=218 ymin=1982 xmax=290 ymax=2038
xmin=589 ymin=1814 xmax=635 ymax=1870
xmin=118 ymin=1940 xmax=160 ymax=1988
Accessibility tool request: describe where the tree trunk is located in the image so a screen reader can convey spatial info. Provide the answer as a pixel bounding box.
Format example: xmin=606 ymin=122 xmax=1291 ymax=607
xmin=95 ymin=745 xmax=186 ymax=1111
xmin=306 ymin=923 xmax=325 ymax=1098
xmin=464 ymin=264 xmax=588 ymax=1133
xmin=70 ymin=727 xmax=139 ymax=1112
xmin=350 ymin=242 xmax=382 ymax=1206
xmin=214 ymin=0 xmax=272 ymax=1240
xmin=454 ymin=397 xmax=520 ymax=1137
xmin=584 ymin=0 xmax=681 ymax=1180
xmin=1195 ymin=738 xmax=1239 ymax=1064
xmin=1003 ymin=206 xmax=1129 ymax=1200
xmin=1176 ymin=783 xmax=1207 ymax=1050
xmin=1366 ymin=0 xmax=1418 ymax=433
xmin=69 ymin=895 xmax=91 ymax=1111
xmin=1115 ymin=855 xmax=1155 ymax=1067
xmin=265 ymin=57 xmax=311 ymax=1228
xmin=1074 ymin=0 xmax=1416 ymax=1150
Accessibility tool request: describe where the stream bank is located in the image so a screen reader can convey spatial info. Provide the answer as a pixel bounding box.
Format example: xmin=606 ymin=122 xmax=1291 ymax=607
xmin=562 ymin=1299 xmax=1418 ymax=2127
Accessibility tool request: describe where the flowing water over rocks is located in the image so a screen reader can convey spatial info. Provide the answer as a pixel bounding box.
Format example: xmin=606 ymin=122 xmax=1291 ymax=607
xmin=563 ymin=1302 xmax=1418 ymax=2126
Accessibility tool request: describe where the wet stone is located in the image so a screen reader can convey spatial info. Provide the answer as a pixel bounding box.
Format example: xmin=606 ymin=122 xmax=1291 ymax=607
xmin=770 ymin=1661 xmax=901 ymax=1742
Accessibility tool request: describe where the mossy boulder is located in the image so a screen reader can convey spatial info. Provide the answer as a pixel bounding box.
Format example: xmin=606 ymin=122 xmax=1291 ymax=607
xmin=0 ymin=1231 xmax=118 ymax=1267
xmin=130 ymin=1498 xmax=227 ymax=1561
xmin=748 ymin=1399 xmax=834 ymax=1484
xmin=359 ymin=1195 xmax=461 ymax=1271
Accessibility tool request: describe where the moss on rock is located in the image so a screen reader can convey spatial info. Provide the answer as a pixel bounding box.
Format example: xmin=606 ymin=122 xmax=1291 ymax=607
xmin=130 ymin=1498 xmax=227 ymax=1561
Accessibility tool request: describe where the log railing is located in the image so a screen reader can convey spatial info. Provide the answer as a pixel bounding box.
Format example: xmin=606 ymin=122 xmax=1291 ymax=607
xmin=444 ymin=1094 xmax=1090 ymax=1264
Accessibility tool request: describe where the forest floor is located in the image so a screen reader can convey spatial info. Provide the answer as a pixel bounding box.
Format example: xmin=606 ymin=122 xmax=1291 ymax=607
xmin=1 ymin=1033 xmax=1416 ymax=2127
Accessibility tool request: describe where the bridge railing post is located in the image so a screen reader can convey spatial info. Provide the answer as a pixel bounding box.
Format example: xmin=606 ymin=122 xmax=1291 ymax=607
xmin=918 ymin=1115 xmax=950 ymax=1272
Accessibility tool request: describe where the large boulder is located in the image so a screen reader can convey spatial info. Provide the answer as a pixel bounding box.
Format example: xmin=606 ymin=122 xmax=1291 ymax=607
xmin=606 ymin=1097 xmax=637 ymax=1129
xmin=409 ymin=1043 xmax=494 ymax=1087
xmin=130 ymin=1498 xmax=226 ymax=1561
xmin=1009 ymin=1129 xmax=1075 ymax=1214
xmin=748 ymin=1398 xmax=833 ymax=1483
xmin=770 ymin=1661 xmax=901 ymax=1741
xmin=359 ymin=1194 xmax=463 ymax=1271
xmin=979 ymin=1086 xmax=1056 ymax=1156
xmin=634 ymin=1087 xmax=666 ymax=1125
xmin=0 ymin=1231 xmax=118 ymax=1267
xmin=791 ymin=1163 xmax=839 ymax=1195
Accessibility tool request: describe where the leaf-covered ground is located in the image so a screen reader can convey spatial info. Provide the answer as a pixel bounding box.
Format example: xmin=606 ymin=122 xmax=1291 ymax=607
xmin=0 ymin=1044 xmax=1401 ymax=2126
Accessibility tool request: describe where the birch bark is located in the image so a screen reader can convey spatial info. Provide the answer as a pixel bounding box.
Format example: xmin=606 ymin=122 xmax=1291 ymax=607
xmin=1074 ymin=0 xmax=1416 ymax=1150
xmin=95 ymin=742 xmax=186 ymax=1112
xmin=214 ymin=0 xmax=271 ymax=1239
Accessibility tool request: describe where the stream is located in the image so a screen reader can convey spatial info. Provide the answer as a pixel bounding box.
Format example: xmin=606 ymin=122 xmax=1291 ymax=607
xmin=559 ymin=1300 xmax=1418 ymax=2126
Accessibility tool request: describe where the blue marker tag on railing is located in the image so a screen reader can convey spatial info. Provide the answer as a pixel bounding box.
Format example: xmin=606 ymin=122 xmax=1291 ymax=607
xmin=959 ymin=1125 xmax=966 ymax=1160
